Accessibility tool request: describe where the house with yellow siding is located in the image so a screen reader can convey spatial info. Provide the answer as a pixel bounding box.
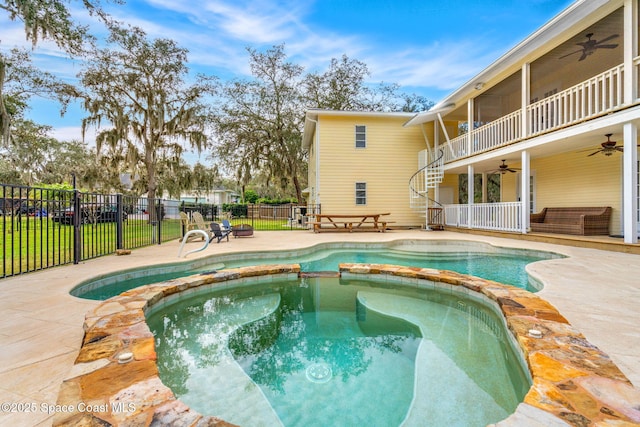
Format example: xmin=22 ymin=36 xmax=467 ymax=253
xmin=302 ymin=0 xmax=640 ymax=244
xmin=302 ymin=111 xmax=426 ymax=228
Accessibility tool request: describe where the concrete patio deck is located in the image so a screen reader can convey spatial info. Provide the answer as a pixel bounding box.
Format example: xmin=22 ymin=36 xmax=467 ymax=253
xmin=1 ymin=230 xmax=639 ymax=426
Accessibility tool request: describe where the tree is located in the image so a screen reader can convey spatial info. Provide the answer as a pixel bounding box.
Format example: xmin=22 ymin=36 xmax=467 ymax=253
xmin=0 ymin=0 xmax=114 ymax=53
xmin=303 ymin=54 xmax=404 ymax=111
xmin=303 ymin=55 xmax=370 ymax=110
xmin=214 ymin=47 xmax=433 ymax=202
xmin=214 ymin=45 xmax=306 ymax=202
xmin=397 ymin=94 xmax=434 ymax=113
xmin=0 ymin=118 xmax=99 ymax=186
xmin=79 ymin=25 xmax=217 ymax=219
xmin=0 ymin=48 xmax=77 ymax=145
xmin=0 ymin=0 xmax=117 ymax=144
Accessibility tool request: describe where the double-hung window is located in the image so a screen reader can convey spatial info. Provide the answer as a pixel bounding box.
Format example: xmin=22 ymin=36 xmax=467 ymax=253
xmin=355 ymin=125 xmax=366 ymax=148
xmin=355 ymin=182 xmax=367 ymax=205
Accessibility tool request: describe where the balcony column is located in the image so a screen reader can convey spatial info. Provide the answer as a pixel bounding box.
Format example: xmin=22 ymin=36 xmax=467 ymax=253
xmin=481 ymin=173 xmax=488 ymax=203
xmin=434 ymin=121 xmax=440 ymax=205
xmin=467 ymin=98 xmax=474 ymax=156
xmin=623 ymin=122 xmax=638 ymax=243
xmin=623 ymin=0 xmax=638 ymax=104
xmin=520 ymin=150 xmax=530 ymax=234
xmin=521 ymin=63 xmax=530 ymax=138
xmin=467 ymin=164 xmax=474 ymax=229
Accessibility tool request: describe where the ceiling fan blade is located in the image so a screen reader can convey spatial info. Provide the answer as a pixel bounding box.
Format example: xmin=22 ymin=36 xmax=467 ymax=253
xmin=615 ymin=147 xmax=624 ymax=152
xmin=595 ymin=44 xmax=618 ymax=49
xmin=595 ymin=34 xmax=619 ymax=44
xmin=587 ymin=150 xmax=602 ymax=156
xmin=578 ymin=52 xmax=588 ymax=61
xmin=559 ymin=49 xmax=583 ymax=59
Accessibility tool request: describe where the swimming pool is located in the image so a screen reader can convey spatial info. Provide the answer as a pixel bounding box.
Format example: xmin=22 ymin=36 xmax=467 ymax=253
xmin=146 ymin=275 xmax=530 ymax=427
xmin=72 ymin=240 xmax=561 ymax=300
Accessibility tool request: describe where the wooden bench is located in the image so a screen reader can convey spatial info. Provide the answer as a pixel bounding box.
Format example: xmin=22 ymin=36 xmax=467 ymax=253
xmin=530 ymin=207 xmax=611 ymax=235
xmin=309 ymin=213 xmax=392 ymax=233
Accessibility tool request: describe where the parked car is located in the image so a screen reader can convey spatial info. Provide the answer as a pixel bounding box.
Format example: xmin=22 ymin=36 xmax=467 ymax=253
xmin=51 ymin=205 xmax=127 ymax=225
xmin=16 ymin=205 xmax=48 ymax=217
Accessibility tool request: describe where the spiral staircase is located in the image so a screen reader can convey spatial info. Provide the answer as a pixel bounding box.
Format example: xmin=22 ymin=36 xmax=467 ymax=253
xmin=408 ymin=149 xmax=445 ymax=230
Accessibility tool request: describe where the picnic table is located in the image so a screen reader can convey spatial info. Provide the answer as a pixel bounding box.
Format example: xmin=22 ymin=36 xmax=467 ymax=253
xmin=308 ymin=213 xmax=393 ymax=233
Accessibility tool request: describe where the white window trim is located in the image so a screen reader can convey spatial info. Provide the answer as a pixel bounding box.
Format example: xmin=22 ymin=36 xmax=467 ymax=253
xmin=355 ymin=125 xmax=366 ymax=148
xmin=355 ymin=182 xmax=367 ymax=205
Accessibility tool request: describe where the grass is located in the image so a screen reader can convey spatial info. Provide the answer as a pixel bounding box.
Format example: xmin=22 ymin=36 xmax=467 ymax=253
xmin=0 ymin=217 xmax=182 ymax=277
xmin=0 ymin=216 xmax=305 ymax=277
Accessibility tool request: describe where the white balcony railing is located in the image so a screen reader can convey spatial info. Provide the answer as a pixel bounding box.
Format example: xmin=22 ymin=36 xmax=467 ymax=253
xmin=444 ymin=202 xmax=523 ymax=232
xmin=529 ymin=64 xmax=624 ymax=136
xmin=475 ymin=110 xmax=522 ymax=153
xmin=439 ymin=63 xmax=628 ymax=163
xmin=442 ymin=134 xmax=468 ymax=163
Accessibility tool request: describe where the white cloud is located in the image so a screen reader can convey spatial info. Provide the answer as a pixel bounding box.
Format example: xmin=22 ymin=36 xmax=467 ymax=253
xmin=3 ymin=0 xmax=535 ymax=133
xmin=366 ymin=41 xmax=503 ymax=94
xmin=50 ymin=126 xmax=96 ymax=145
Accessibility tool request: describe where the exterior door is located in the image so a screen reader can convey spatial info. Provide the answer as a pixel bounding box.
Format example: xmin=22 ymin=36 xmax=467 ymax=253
xmin=516 ymin=171 xmax=536 ymax=213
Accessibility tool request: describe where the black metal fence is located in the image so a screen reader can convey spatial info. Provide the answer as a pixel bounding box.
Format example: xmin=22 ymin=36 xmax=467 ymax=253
xmin=1 ymin=183 xmax=320 ymax=279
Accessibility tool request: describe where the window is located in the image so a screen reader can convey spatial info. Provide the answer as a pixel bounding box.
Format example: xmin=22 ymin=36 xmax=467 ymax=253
xmin=355 ymin=182 xmax=367 ymax=205
xmin=355 ymin=125 xmax=366 ymax=148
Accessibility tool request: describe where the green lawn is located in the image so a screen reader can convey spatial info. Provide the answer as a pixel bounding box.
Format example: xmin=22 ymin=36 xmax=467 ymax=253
xmin=0 ymin=217 xmax=182 ymax=277
xmin=0 ymin=216 xmax=304 ymax=277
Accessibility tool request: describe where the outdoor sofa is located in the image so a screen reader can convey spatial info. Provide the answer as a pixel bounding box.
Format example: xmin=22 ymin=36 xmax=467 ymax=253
xmin=529 ymin=206 xmax=611 ymax=235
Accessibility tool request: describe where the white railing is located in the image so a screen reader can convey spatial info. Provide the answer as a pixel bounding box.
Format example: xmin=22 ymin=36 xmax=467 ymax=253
xmin=444 ymin=202 xmax=523 ymax=232
xmin=442 ymin=134 xmax=468 ymax=163
xmin=636 ymin=56 xmax=640 ymax=101
xmin=528 ymin=64 xmax=624 ymax=136
xmin=444 ymin=204 xmax=468 ymax=227
xmin=474 ymin=110 xmax=522 ymax=153
xmin=439 ymin=63 xmax=628 ymax=163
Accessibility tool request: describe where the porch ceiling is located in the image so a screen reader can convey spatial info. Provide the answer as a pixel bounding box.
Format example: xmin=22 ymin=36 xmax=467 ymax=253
xmin=434 ymin=4 xmax=623 ymax=124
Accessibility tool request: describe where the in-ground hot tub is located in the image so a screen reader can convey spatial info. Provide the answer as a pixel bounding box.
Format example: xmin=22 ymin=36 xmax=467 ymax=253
xmin=55 ymin=264 xmax=640 ymax=426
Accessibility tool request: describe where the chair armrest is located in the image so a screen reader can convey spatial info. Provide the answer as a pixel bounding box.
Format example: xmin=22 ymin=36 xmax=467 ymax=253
xmin=530 ymin=212 xmax=545 ymax=223
xmin=580 ymin=213 xmax=609 ymax=226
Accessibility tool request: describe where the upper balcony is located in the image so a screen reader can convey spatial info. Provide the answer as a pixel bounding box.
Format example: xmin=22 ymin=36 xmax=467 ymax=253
xmin=440 ymin=61 xmax=636 ymax=163
xmin=415 ymin=5 xmax=640 ymax=164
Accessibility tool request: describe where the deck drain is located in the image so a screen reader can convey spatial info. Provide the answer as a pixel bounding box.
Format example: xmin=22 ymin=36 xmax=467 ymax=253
xmin=306 ymin=362 xmax=332 ymax=383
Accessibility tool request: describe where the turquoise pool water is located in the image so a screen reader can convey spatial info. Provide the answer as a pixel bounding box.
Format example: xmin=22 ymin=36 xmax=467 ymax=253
xmin=72 ymin=242 xmax=558 ymax=300
xmin=147 ymin=276 xmax=530 ymax=427
xmin=223 ymin=248 xmax=544 ymax=289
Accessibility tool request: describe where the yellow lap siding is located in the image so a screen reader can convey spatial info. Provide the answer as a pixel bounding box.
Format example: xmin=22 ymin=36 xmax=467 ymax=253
xmin=316 ymin=115 xmax=426 ymax=227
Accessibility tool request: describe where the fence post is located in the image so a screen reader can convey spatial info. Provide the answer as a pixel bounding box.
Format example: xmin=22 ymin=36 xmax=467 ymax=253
xmin=116 ymin=194 xmax=124 ymax=250
xmin=156 ymin=199 xmax=162 ymax=245
xmin=73 ymin=190 xmax=81 ymax=264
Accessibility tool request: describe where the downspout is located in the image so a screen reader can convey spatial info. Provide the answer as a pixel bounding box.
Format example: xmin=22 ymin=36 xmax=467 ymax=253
xmin=307 ymin=117 xmax=320 ymax=205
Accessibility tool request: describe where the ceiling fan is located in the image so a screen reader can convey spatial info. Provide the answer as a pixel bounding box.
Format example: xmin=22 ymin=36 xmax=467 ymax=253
xmin=559 ymin=33 xmax=619 ymax=61
xmin=488 ymin=160 xmax=520 ymax=175
xmin=585 ymin=134 xmax=623 ymax=156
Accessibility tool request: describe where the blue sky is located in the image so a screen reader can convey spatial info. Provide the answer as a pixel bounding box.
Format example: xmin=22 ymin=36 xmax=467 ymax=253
xmin=1 ymin=0 xmax=574 ymax=148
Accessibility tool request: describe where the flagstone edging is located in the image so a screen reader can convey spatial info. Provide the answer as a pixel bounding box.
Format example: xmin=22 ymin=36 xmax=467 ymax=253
xmin=53 ymin=263 xmax=640 ymax=427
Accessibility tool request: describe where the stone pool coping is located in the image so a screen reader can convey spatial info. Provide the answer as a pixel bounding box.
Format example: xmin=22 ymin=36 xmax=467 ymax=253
xmin=53 ymin=264 xmax=640 ymax=427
